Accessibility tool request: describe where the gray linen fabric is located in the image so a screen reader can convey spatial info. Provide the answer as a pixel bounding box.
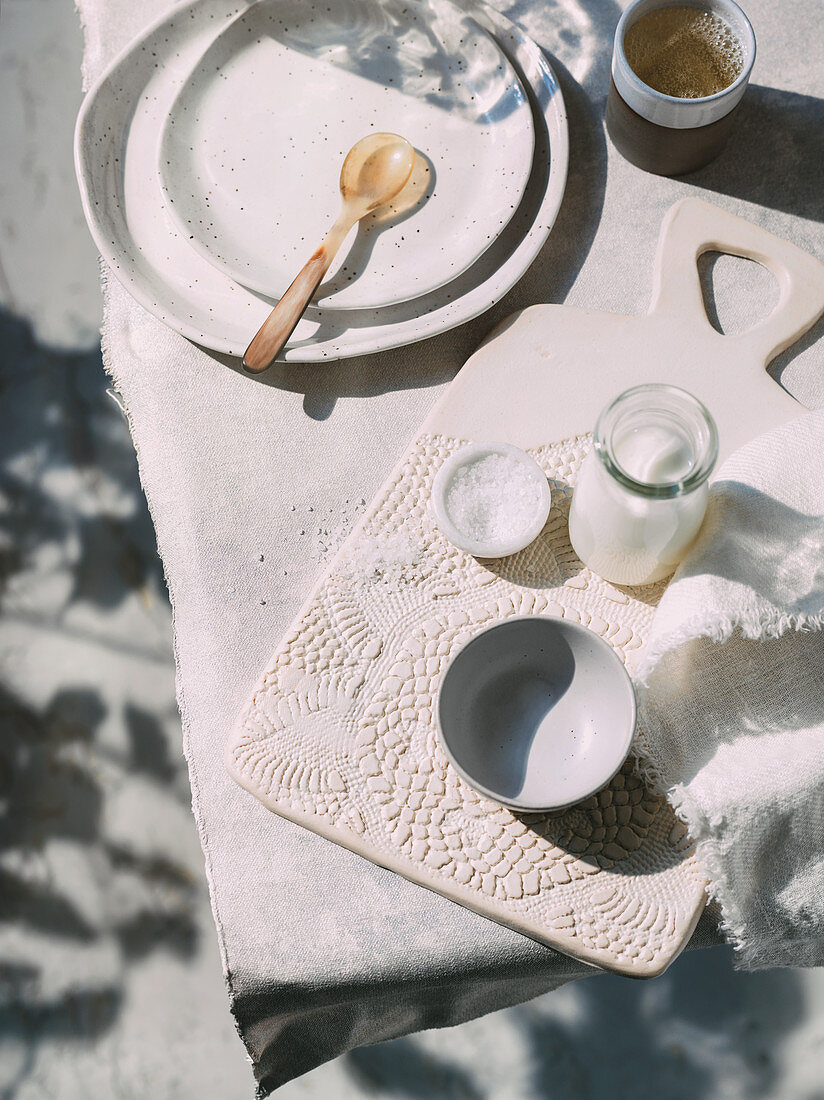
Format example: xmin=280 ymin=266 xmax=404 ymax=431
xmin=76 ymin=0 xmax=824 ymax=1092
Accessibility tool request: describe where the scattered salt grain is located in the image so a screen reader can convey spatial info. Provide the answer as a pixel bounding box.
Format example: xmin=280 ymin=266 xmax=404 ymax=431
xmin=445 ymin=453 xmax=544 ymax=543
xmin=340 ymin=530 xmax=428 ymax=585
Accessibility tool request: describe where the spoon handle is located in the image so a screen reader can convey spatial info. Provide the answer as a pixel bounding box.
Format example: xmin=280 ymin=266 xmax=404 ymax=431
xmin=242 ymin=215 xmax=354 ymax=373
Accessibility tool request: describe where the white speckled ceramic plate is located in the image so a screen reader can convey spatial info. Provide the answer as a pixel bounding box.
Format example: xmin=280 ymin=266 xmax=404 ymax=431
xmin=157 ymin=0 xmax=534 ymax=310
xmin=74 ymin=0 xmax=568 ymax=361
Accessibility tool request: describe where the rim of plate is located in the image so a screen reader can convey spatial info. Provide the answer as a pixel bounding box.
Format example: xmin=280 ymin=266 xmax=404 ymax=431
xmin=74 ymin=0 xmax=569 ymax=361
xmin=155 ymin=0 xmax=536 ymax=311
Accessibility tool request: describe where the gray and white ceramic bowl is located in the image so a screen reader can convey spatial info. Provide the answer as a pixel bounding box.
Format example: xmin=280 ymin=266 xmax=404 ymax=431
xmin=437 ymin=616 xmax=637 ymax=812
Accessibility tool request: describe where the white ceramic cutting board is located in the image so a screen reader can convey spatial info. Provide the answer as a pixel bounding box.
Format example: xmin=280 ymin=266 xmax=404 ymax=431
xmin=227 ymin=200 xmax=824 ymax=978
xmin=429 ymin=198 xmax=824 ymax=461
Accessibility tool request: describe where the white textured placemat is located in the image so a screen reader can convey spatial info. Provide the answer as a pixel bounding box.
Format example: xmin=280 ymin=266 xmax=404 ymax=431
xmin=228 ymin=432 xmax=707 ymax=976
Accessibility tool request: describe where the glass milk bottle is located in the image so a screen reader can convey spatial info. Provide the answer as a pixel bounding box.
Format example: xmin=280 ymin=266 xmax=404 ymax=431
xmin=569 ymin=384 xmax=718 ymax=586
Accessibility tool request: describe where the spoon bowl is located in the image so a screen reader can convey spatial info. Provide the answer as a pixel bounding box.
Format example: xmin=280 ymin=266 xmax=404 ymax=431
xmin=340 ymin=133 xmax=416 ymax=214
xmin=243 ymin=133 xmax=415 ymax=373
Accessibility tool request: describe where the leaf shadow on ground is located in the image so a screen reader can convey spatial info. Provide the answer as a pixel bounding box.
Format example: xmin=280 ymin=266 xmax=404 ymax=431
xmin=344 ymin=945 xmax=804 ymax=1099
xmin=0 ymin=312 xmax=198 ymax=1098
xmin=0 ymin=311 xmax=168 ymax=621
xmin=0 ymin=684 xmax=199 ymax=1099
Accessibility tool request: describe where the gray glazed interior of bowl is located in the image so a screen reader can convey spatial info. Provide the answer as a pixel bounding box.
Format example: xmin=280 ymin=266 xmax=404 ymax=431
xmin=437 ymin=617 xmax=636 ymax=811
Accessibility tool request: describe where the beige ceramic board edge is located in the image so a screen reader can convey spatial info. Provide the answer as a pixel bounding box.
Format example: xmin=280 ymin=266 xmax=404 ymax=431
xmin=228 ymin=199 xmax=824 ymax=977
xmin=430 ymin=197 xmax=824 ymax=460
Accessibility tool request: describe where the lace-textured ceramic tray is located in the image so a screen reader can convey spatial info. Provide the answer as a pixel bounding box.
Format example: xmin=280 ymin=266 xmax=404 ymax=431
xmin=227 ymin=432 xmax=707 ymax=977
xmin=228 ymin=201 xmax=824 ymax=976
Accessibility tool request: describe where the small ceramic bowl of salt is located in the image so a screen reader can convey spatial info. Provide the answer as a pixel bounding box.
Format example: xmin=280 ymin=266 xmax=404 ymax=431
xmin=431 ymin=442 xmax=551 ymax=558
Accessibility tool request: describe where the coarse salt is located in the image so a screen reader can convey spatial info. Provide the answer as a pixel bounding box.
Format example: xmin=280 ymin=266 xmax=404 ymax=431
xmin=444 ymin=452 xmax=544 ymax=543
xmin=339 ymin=530 xmax=431 ymax=585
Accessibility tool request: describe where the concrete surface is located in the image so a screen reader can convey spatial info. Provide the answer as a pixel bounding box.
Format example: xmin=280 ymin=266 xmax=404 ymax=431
xmin=1 ymin=1 xmax=823 ymax=1097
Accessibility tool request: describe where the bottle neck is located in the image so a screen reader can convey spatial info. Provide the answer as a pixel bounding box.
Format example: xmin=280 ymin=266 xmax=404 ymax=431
xmin=594 ymin=385 xmax=718 ymax=500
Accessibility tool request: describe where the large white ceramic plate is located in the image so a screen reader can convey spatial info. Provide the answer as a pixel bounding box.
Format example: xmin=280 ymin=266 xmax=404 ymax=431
xmin=75 ymin=0 xmax=568 ymax=361
xmin=158 ymin=0 xmax=534 ymax=310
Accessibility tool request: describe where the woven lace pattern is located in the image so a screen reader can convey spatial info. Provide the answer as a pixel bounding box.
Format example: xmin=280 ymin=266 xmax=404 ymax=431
xmin=227 ymin=433 xmax=707 ymax=976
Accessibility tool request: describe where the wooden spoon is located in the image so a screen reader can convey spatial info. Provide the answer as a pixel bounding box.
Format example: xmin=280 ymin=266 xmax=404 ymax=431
xmin=242 ymin=132 xmax=415 ymax=373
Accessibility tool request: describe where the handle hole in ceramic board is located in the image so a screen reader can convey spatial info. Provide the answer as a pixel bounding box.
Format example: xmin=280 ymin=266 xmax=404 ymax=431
xmin=698 ymin=252 xmax=779 ymax=337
